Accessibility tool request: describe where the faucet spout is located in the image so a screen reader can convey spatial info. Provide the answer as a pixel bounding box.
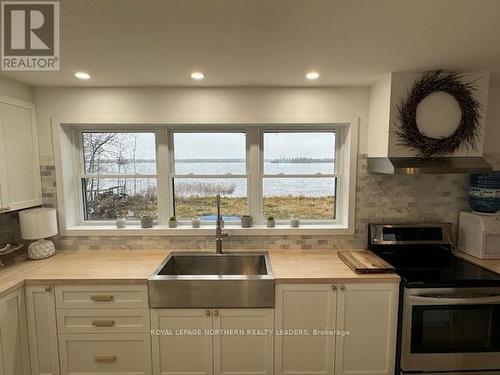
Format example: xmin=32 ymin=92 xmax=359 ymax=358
xmin=215 ymin=194 xmax=229 ymax=254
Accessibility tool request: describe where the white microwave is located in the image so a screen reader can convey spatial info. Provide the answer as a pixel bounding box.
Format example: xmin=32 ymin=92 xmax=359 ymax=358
xmin=457 ymin=211 xmax=500 ymax=259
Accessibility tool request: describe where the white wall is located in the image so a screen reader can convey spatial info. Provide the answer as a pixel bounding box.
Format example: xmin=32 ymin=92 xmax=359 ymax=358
xmin=33 ymin=86 xmax=370 ymax=157
xmin=485 ymin=85 xmax=500 ymax=153
xmin=0 ymin=75 xmax=33 ymax=102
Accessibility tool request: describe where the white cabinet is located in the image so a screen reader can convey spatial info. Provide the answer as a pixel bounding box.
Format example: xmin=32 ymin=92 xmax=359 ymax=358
xmin=275 ymin=283 xmax=398 ymax=375
xmin=274 ymin=284 xmax=337 ymax=375
xmin=56 ymin=284 xmax=151 ymax=375
xmin=0 ymin=288 xmax=30 ymax=375
xmin=151 ymin=309 xmax=213 ymax=375
xmin=335 ymin=283 xmax=399 ymax=375
xmin=25 ymin=285 xmax=60 ymax=375
xmin=151 ymin=308 xmax=274 ymax=375
xmin=58 ymin=333 xmax=151 ymax=375
xmin=0 ymin=96 xmax=41 ymax=212
xmin=213 ymin=309 xmax=274 ymax=375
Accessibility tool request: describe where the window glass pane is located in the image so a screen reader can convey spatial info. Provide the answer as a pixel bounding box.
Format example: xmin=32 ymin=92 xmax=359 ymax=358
xmin=82 ymin=178 xmax=157 ymax=220
xmin=263 ymin=132 xmax=335 ymax=175
xmin=82 ymin=132 xmax=156 ymax=175
xmin=174 ymin=178 xmax=247 ymax=221
xmin=263 ymin=177 xmax=336 ymax=220
xmin=173 ymin=133 xmax=246 ymax=175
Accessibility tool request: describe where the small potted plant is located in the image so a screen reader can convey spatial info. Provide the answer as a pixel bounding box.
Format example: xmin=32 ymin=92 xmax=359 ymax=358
xmin=266 ymin=215 xmax=275 ymax=228
xmin=241 ymin=215 xmax=253 ymax=228
xmin=290 ymin=215 xmax=300 ymax=228
xmin=115 ymin=209 xmax=127 ymax=228
xmin=168 ymin=216 xmax=178 ymax=228
xmin=191 ymin=217 xmax=201 ymax=228
xmin=140 ymin=214 xmax=155 ymax=228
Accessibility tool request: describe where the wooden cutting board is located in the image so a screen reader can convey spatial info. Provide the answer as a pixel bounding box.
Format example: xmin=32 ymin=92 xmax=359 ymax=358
xmin=338 ymin=250 xmax=395 ymax=274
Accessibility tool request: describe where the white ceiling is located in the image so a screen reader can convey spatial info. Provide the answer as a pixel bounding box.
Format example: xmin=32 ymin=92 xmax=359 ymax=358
xmin=3 ymin=0 xmax=500 ymax=87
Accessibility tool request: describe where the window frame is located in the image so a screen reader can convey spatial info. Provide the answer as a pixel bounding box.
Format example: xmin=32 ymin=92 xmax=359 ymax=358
xmin=168 ymin=128 xmax=250 ymax=224
xmin=259 ymin=128 xmax=340 ymax=225
xmin=54 ymin=120 xmax=358 ymax=236
xmin=74 ymin=127 xmax=165 ymax=226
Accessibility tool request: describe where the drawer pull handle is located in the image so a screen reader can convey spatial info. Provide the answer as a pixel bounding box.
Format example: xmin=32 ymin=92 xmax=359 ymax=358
xmin=92 ymin=320 xmax=115 ymax=327
xmin=94 ymin=355 xmax=116 ymax=362
xmin=90 ymin=295 xmax=114 ymax=302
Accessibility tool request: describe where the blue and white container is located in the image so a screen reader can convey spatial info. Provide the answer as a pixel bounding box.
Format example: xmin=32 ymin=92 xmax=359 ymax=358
xmin=469 ymin=172 xmax=500 ymax=214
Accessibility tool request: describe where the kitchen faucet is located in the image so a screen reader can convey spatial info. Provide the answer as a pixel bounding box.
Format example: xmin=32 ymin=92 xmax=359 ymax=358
xmin=215 ymin=194 xmax=230 ymax=254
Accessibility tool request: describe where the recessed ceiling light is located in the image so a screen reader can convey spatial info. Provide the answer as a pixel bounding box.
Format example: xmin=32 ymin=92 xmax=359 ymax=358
xmin=306 ymin=71 xmax=320 ymax=80
xmin=191 ymin=72 xmax=205 ymax=80
xmin=74 ymin=71 xmax=91 ymax=80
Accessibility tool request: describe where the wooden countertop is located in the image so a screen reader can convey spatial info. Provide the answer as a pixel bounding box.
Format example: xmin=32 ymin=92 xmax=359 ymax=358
xmin=0 ymin=249 xmax=399 ymax=297
xmin=453 ymin=249 xmax=500 ymax=275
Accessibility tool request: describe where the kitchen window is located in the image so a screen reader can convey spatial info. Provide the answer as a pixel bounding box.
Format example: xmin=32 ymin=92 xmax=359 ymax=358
xmin=171 ymin=132 xmax=248 ymax=222
xmin=57 ymin=122 xmax=357 ymax=234
xmin=79 ymin=131 xmax=158 ymax=221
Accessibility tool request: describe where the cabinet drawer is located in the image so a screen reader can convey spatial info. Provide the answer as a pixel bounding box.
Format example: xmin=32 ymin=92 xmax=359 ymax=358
xmin=58 ymin=333 xmax=151 ymax=375
xmin=55 ymin=285 xmax=148 ymax=309
xmin=57 ymin=309 xmax=150 ymax=333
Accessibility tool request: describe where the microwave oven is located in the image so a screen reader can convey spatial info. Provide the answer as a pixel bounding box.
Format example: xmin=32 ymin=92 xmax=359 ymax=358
xmin=457 ymin=211 xmax=500 ymax=259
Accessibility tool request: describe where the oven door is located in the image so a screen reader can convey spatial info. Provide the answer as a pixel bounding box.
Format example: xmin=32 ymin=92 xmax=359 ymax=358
xmin=401 ymin=287 xmax=500 ymax=373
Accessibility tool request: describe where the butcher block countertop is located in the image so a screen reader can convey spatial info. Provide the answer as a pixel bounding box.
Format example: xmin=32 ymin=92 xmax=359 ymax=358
xmin=0 ymin=249 xmax=400 ymax=297
xmin=453 ymin=249 xmax=500 ymax=275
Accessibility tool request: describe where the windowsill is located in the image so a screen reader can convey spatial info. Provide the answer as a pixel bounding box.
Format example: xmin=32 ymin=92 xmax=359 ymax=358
xmin=63 ymin=224 xmax=353 ymax=236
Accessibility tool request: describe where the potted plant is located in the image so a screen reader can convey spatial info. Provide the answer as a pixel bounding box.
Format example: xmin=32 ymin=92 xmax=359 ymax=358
xmin=266 ymin=215 xmax=275 ymax=228
xmin=290 ymin=215 xmax=300 ymax=228
xmin=241 ymin=215 xmax=253 ymax=228
xmin=115 ymin=209 xmax=127 ymax=228
xmin=168 ymin=216 xmax=178 ymax=228
xmin=191 ymin=217 xmax=201 ymax=228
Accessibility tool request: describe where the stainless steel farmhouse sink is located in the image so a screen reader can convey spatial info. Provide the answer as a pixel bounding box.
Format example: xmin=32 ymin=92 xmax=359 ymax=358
xmin=148 ymin=252 xmax=274 ymax=308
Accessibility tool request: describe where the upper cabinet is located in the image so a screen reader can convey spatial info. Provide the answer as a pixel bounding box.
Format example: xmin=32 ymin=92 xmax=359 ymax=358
xmin=0 ymin=96 xmax=41 ymax=212
xmin=368 ymin=72 xmax=490 ymax=158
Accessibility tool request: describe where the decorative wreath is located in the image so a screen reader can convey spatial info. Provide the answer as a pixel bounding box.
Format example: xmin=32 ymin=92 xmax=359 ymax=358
xmin=395 ymin=70 xmax=482 ymax=158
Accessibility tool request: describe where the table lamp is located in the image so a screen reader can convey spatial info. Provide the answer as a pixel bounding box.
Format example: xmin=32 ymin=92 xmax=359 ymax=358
xmin=19 ymin=207 xmax=58 ymax=260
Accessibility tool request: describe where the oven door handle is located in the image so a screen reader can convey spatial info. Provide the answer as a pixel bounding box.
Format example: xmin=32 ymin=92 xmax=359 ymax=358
xmin=409 ymin=294 xmax=500 ymax=304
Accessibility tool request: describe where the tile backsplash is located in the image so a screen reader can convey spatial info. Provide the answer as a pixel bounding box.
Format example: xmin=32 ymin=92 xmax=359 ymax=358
xmin=1 ymin=154 xmax=471 ymax=250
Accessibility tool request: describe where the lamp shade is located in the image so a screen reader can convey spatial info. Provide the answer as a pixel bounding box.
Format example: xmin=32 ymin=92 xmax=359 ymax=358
xmin=19 ymin=208 xmax=58 ymax=240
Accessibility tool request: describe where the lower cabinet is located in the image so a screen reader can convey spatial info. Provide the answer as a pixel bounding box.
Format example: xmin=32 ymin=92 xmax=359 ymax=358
xmin=275 ymin=283 xmax=399 ymax=375
xmin=0 ymin=288 xmax=30 ymax=375
xmin=58 ymin=333 xmax=151 ymax=375
xmin=151 ymin=308 xmax=274 ymax=375
xmin=25 ymin=285 xmax=60 ymax=375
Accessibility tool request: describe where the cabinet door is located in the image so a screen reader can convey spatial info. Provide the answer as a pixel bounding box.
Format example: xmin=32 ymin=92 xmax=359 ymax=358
xmin=151 ymin=309 xmax=213 ymax=375
xmin=0 ymin=288 xmax=30 ymax=375
xmin=25 ymin=285 xmax=60 ymax=375
xmin=213 ymin=308 xmax=273 ymax=375
xmin=275 ymin=284 xmax=337 ymax=375
xmin=0 ymin=97 xmax=41 ymax=212
xmin=335 ymin=283 xmax=399 ymax=375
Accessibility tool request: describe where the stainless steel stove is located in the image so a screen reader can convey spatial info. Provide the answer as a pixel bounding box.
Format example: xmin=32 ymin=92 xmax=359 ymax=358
xmin=368 ymin=223 xmax=500 ymax=375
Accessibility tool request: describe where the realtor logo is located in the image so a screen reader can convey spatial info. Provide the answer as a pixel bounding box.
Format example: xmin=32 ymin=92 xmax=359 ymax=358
xmin=1 ymin=1 xmax=59 ymax=70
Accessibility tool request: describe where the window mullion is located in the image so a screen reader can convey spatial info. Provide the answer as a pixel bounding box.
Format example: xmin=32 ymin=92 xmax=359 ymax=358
xmin=248 ymin=127 xmax=261 ymax=222
xmin=156 ymin=127 xmax=170 ymax=225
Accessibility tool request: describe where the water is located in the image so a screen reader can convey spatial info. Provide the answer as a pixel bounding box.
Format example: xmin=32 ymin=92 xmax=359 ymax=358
xmin=93 ymin=161 xmax=336 ymax=198
xmin=175 ymin=162 xmax=335 ymax=197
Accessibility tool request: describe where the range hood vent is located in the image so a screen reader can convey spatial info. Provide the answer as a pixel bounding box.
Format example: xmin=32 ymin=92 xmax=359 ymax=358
xmin=367 ymin=157 xmax=492 ymax=175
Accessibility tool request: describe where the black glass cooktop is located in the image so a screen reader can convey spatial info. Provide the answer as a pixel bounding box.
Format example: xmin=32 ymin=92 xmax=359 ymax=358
xmin=373 ymin=246 xmax=500 ymax=287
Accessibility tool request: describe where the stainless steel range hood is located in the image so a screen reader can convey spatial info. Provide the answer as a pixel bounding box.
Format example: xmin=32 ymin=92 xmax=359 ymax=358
xmin=367 ymin=157 xmax=492 ymax=175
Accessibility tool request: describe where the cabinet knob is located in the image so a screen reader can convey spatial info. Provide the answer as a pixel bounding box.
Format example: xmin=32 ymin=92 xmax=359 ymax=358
xmin=205 ymin=309 xmax=211 ymax=317
xmin=331 ymin=285 xmax=337 ymax=291
xmin=340 ymin=285 xmax=346 ymax=291
xmin=45 ymin=286 xmax=52 ymax=292
xmin=213 ymin=310 xmax=219 ymax=317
